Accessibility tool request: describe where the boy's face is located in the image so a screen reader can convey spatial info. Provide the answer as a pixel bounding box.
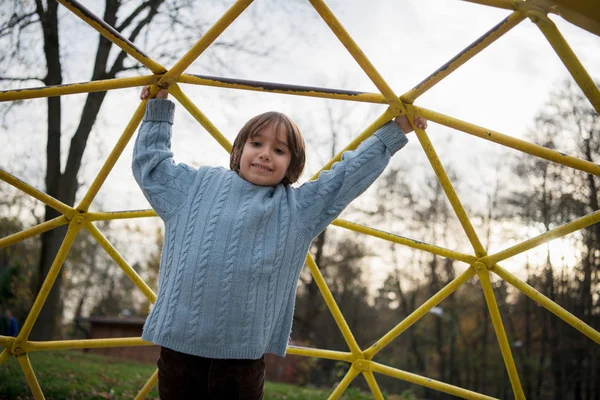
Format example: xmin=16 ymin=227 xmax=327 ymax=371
xmin=238 ymin=122 xmax=292 ymax=186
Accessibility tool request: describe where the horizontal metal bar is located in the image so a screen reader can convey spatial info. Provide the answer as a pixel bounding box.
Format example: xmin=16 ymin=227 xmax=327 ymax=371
xmin=461 ymin=0 xmax=516 ymax=10
xmin=0 ymin=75 xmax=156 ymax=103
xmin=87 ymin=210 xmax=157 ymax=221
xmin=286 ymin=346 xmax=353 ymax=362
xmin=331 ymin=219 xmax=476 ymax=264
xmin=371 ymin=361 xmax=497 ymax=399
xmin=179 ymin=74 xmax=386 ymax=103
xmin=24 ymin=337 xmax=152 ymax=352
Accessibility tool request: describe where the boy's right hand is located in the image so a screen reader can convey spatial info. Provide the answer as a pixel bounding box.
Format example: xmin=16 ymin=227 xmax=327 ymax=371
xmin=140 ymin=85 xmax=169 ymax=100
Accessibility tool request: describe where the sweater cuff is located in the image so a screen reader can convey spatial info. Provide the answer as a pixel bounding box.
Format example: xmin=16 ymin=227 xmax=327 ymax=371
xmin=143 ymin=99 xmax=175 ymax=123
xmin=374 ymin=121 xmax=408 ymax=155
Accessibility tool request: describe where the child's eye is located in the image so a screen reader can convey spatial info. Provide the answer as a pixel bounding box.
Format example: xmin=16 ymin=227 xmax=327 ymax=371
xmin=275 ymin=148 xmax=285 ymax=155
xmin=250 ymin=141 xmax=261 ymax=147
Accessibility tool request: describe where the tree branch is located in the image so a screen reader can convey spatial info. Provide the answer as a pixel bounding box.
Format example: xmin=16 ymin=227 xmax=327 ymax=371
xmin=115 ymin=0 xmax=154 ymax=32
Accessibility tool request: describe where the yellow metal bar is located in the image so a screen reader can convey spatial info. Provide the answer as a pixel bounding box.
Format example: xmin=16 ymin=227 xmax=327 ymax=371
xmin=483 ymin=209 xmax=600 ymax=265
xmin=17 ymin=219 xmax=83 ymax=341
xmin=0 ymin=75 xmax=156 ymax=103
xmin=532 ymin=12 xmax=600 ymax=115
xmin=461 ymin=0 xmax=516 ymax=10
xmin=0 ymin=216 xmax=68 ymax=249
xmin=312 ymin=108 xmax=397 ymax=180
xmin=85 ymin=221 xmax=156 ymax=303
xmin=55 ymin=0 xmax=166 ymax=74
xmin=178 ymin=74 xmax=387 ymax=104
xmin=17 ymin=354 xmax=45 ymax=400
xmin=160 ymin=0 xmax=254 ymax=84
xmin=0 ymin=348 xmax=10 ymax=367
xmin=87 ymin=209 xmax=157 ymax=221
xmin=328 ymin=364 xmax=361 ymax=400
xmin=77 ymin=101 xmax=146 ymax=211
xmin=413 ymin=126 xmax=486 ymax=256
xmin=363 ymin=370 xmax=385 ymax=400
xmin=411 ymin=105 xmax=600 ymax=177
xmin=364 ymin=266 xmax=476 ymax=359
xmin=24 ymin=337 xmax=152 ymax=352
xmin=308 ymin=0 xmax=404 ymax=113
xmin=493 ymin=264 xmax=600 ymax=344
xmin=0 ymin=169 xmax=74 ymax=218
xmin=0 ymin=335 xmax=13 ymax=347
xmin=331 ymin=219 xmax=477 ymax=264
xmin=475 ymin=263 xmax=525 ymax=399
xmin=169 ymin=84 xmax=232 ymax=153
xmin=370 ymin=361 xmax=497 ymax=400
xmin=402 ymin=12 xmax=525 ymax=103
xmin=135 ymin=369 xmax=159 ymax=400
xmin=286 ymin=346 xmax=353 ymax=362
xmin=306 ymin=253 xmax=363 ymax=358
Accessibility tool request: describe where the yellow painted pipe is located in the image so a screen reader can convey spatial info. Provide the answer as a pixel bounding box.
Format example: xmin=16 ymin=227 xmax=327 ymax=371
xmin=532 ymin=12 xmax=600 ymax=115
xmin=170 ymin=84 xmax=232 ymax=153
xmin=493 ymin=264 xmax=600 ymax=344
xmin=331 ymin=219 xmax=476 ymax=264
xmin=135 ymin=369 xmax=159 ymax=400
xmin=0 ymin=348 xmax=11 ymax=367
xmin=178 ymin=74 xmax=387 ymax=104
xmin=85 ymin=221 xmax=157 ymax=303
xmin=402 ymin=12 xmax=525 ymax=103
xmin=370 ymin=361 xmax=497 ymax=400
xmin=87 ymin=209 xmax=157 ymax=221
xmin=0 ymin=216 xmax=68 ymax=250
xmin=413 ymin=126 xmax=486 ymax=256
xmin=364 ymin=266 xmax=476 ymax=359
xmin=312 ymin=108 xmax=397 ymax=180
xmin=24 ymin=337 xmax=152 ymax=352
xmin=286 ymin=346 xmax=353 ymax=362
xmin=411 ymin=105 xmax=600 ymax=177
xmin=475 ymin=264 xmax=525 ymax=399
xmin=0 ymin=169 xmax=74 ymax=218
xmin=363 ymin=370 xmax=385 ymax=400
xmin=55 ymin=0 xmax=166 ymax=74
xmin=160 ymin=0 xmax=254 ymax=84
xmin=308 ymin=0 xmax=405 ymax=113
xmin=328 ymin=364 xmax=361 ymax=400
xmin=305 ymin=254 xmax=363 ymax=358
xmin=17 ymin=219 xmax=83 ymax=341
xmin=0 ymin=75 xmax=156 ymax=103
xmin=0 ymin=335 xmax=13 ymax=347
xmin=77 ymin=100 xmax=146 ymax=211
xmin=17 ymin=354 xmax=45 ymax=400
xmin=483 ymin=209 xmax=600 ymax=265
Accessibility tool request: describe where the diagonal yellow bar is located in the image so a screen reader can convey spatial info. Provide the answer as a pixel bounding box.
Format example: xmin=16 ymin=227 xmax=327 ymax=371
xmin=0 ymin=348 xmax=10 ymax=367
xmin=55 ymin=0 xmax=166 ymax=74
xmin=412 ymin=126 xmax=486 ymax=256
xmin=312 ymin=108 xmax=397 ymax=179
xmin=17 ymin=219 xmax=83 ymax=341
xmin=85 ymin=221 xmax=157 ymax=303
xmin=0 ymin=75 xmax=156 ymax=103
xmin=0 ymin=169 xmax=74 ymax=218
xmin=169 ymin=84 xmax=233 ymax=153
xmin=308 ymin=0 xmax=405 ymax=113
xmin=493 ymin=264 xmax=600 ymax=344
xmin=475 ymin=264 xmax=525 ymax=399
xmin=305 ymin=254 xmax=363 ymax=358
xmin=531 ymin=12 xmax=600 ymax=115
xmin=160 ymin=0 xmax=254 ymax=84
xmin=0 ymin=216 xmax=68 ymax=250
xmin=135 ymin=369 xmax=159 ymax=400
xmin=17 ymin=354 xmax=45 ymax=400
xmin=77 ymin=100 xmax=146 ymax=211
xmin=411 ymin=104 xmax=600 ymax=177
xmin=402 ymin=12 xmax=525 ymax=103
xmin=483 ymin=208 xmax=600 ymax=265
xmin=363 ymin=370 xmax=385 ymax=400
xmin=328 ymin=364 xmax=361 ymax=400
xmin=331 ymin=219 xmax=477 ymax=265
xmin=364 ymin=266 xmax=476 ymax=359
xmin=370 ymin=361 xmax=497 ymax=400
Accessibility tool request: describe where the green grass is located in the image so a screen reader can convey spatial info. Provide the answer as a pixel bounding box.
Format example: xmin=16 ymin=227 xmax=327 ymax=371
xmin=0 ymin=351 xmax=381 ymax=399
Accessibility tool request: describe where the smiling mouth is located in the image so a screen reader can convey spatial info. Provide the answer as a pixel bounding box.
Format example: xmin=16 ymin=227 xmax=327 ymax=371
xmin=251 ymin=163 xmax=273 ymax=172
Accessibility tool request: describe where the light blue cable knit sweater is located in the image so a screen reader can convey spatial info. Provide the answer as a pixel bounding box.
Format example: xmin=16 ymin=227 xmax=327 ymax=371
xmin=132 ymin=99 xmax=408 ymax=359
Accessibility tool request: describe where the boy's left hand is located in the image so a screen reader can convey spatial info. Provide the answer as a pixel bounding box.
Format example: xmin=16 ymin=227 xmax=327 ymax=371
xmin=393 ymin=115 xmax=427 ymax=134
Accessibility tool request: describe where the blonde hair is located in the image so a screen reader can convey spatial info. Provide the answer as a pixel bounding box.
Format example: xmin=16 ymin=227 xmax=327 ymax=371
xmin=230 ymin=112 xmax=306 ymax=185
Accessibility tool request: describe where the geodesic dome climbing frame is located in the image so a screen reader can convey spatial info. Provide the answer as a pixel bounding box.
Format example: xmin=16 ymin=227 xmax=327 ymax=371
xmin=1 ymin=0 xmax=599 ymax=399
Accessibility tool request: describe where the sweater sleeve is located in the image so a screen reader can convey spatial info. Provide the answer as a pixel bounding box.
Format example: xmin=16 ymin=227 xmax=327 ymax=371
xmin=293 ymin=121 xmax=408 ymax=240
xmin=132 ymin=99 xmax=196 ymax=220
